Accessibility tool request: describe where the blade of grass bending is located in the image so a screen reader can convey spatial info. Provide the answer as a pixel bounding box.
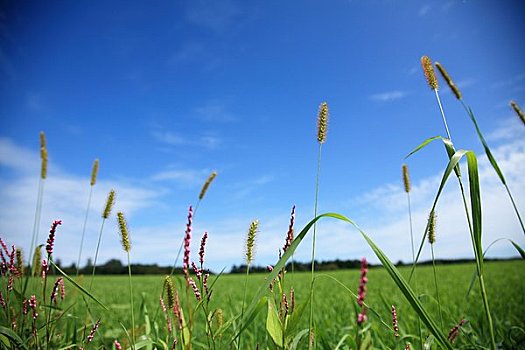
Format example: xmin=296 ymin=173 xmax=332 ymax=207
xmin=462 ymin=103 xmax=525 ymax=235
xmin=50 ymin=260 xmax=109 ymax=311
xmin=232 ymin=213 xmax=453 ymax=350
xmin=405 ymin=136 xmax=443 ymax=159
xmin=466 ymin=238 xmax=525 ymax=297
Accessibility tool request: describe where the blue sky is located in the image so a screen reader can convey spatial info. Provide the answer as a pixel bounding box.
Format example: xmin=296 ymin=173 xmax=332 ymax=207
xmin=1 ymin=0 xmax=524 ymax=272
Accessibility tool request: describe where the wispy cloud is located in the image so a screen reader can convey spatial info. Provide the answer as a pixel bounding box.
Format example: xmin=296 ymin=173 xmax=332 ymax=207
xmin=150 ymin=167 xmax=210 ymax=186
xmin=0 ymin=138 xmax=167 ymax=267
xmin=418 ymin=4 xmax=432 ymax=17
xmin=491 ymin=72 xmax=525 ymax=92
xmin=152 ymin=130 xmax=222 ymax=150
xmin=369 ymin=90 xmax=408 ymax=102
xmin=185 ymin=0 xmax=242 ymax=32
xmin=193 ymin=100 xmax=238 ymax=123
xmin=229 ymin=175 xmax=274 ymax=201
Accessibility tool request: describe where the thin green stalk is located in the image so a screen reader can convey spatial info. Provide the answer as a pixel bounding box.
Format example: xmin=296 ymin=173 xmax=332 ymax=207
xmin=309 ymin=144 xmax=322 ymax=350
xmin=77 ymin=186 xmax=94 ymax=276
xmin=28 ymin=179 xmax=45 ymax=283
xmin=430 ymin=244 xmax=444 ymax=330
xmin=89 ymin=219 xmax=106 ymax=290
xmin=406 ymin=193 xmax=423 ymax=350
xmin=433 ymin=90 xmax=496 ymax=350
xmin=238 ymin=264 xmax=250 ymax=350
xmin=127 ymin=252 xmax=136 ymax=350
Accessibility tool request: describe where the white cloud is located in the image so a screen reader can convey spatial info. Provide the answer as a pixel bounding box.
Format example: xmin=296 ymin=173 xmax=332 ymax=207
xmin=150 ymin=168 xmax=210 ymax=186
xmin=193 ymin=100 xmax=238 ymax=123
xmin=370 ymin=90 xmax=408 ymax=102
xmin=1 ymin=131 xmax=523 ymax=273
xmin=152 ymin=129 xmax=222 ymax=150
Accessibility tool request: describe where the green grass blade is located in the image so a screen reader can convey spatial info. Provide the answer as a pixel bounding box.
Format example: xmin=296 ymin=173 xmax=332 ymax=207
xmin=233 ymin=213 xmax=453 ymax=350
xmin=0 ymin=326 xmax=28 ymax=350
xmin=405 ymin=135 xmax=443 ymax=159
xmin=50 ymin=260 xmax=109 ymax=311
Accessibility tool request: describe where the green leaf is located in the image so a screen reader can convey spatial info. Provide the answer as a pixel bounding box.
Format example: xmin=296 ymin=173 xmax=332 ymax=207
xmin=0 ymin=326 xmax=28 ymax=350
xmin=289 ymin=328 xmax=309 ymax=350
xmin=405 ymin=135 xmax=443 ymax=159
xmin=359 ymin=331 xmax=372 ymax=350
xmin=266 ymin=299 xmax=283 ymax=348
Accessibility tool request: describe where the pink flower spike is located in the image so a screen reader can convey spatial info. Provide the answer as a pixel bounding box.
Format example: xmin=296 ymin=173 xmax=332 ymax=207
xmin=46 ymin=220 xmax=62 ymax=255
xmin=183 ymin=206 xmax=193 ymax=283
xmin=87 ymin=319 xmax=101 ymax=343
xmin=114 ymin=340 xmax=122 ymax=350
xmin=188 ymin=277 xmax=201 ymax=301
xmin=199 ymin=232 xmax=208 ymax=266
xmin=283 ymin=205 xmax=295 ymax=252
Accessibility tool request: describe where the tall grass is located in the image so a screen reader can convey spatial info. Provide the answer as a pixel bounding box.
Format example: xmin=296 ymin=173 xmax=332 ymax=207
xmin=1 ymin=56 xmax=524 ymax=350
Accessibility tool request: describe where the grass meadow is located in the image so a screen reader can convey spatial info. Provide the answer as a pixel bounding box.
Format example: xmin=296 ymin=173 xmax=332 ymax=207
xmin=1 ymin=57 xmax=525 ymax=349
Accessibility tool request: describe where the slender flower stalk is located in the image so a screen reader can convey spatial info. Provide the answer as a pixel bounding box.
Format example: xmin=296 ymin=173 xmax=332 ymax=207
xmin=28 ymin=132 xmax=48 ymax=280
xmin=77 ymin=159 xmax=99 ymax=275
xmin=183 ymin=206 xmax=193 ymax=283
xmin=86 ymin=319 xmax=101 ymax=343
xmin=238 ymin=220 xmax=258 ymax=350
xmin=392 ymin=305 xmax=399 ymax=338
xmin=356 ymin=258 xmax=368 ymax=325
xmin=117 ymin=212 xmax=135 ymax=349
xmin=427 ymin=211 xmax=444 ymax=329
xmin=448 ymin=319 xmax=466 ymax=343
xmin=421 ymin=55 xmax=496 ymax=349
xmin=310 ymin=102 xmax=328 ymax=349
xmin=91 ymin=190 xmax=115 ymax=289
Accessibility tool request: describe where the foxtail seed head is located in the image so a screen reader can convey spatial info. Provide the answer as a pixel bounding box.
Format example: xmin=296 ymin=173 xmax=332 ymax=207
xmin=199 ymin=171 xmax=217 ymax=200
xmin=164 ymin=275 xmax=175 ymax=309
xmin=33 ymin=247 xmax=42 ymax=277
xmin=510 ymin=101 xmax=525 ymax=126
xmin=90 ymin=159 xmax=99 ymax=186
xmin=117 ymin=212 xmax=131 ymax=252
xmin=435 ymin=62 xmax=462 ymax=100
xmin=427 ymin=211 xmax=436 ymax=244
xmin=40 ymin=148 xmax=48 ymax=180
xmin=245 ymin=220 xmax=258 ymax=265
xmin=421 ymin=56 xmax=438 ymax=90
xmin=317 ymin=102 xmax=329 ymax=144
xmin=402 ymin=164 xmax=411 ymax=193
xmin=16 ymin=248 xmax=23 ymax=277
xmin=39 ymin=132 xmax=48 ymax=180
xmin=102 ymin=190 xmax=116 ymax=219
xmin=40 ymin=131 xmax=46 ymax=149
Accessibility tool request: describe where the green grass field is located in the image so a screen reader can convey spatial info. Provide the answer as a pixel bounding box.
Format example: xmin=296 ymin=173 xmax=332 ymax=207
xmin=47 ymin=260 xmax=523 ymax=349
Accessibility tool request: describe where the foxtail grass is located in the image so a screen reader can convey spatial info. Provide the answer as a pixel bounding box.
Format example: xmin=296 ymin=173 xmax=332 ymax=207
xmin=238 ymin=219 xmax=258 ymax=350
xmin=309 ymin=101 xmax=328 ymax=349
xmin=117 ymin=212 xmax=135 ymax=350
xmin=90 ymin=189 xmax=115 ymax=289
xmin=427 ymin=210 xmax=444 ymax=330
xmin=510 ymin=100 xmax=525 ymax=125
xmin=76 ymin=159 xmax=99 ymax=275
xmin=28 ymin=132 xmax=47 ymax=280
xmin=402 ymin=163 xmax=423 ymax=348
xmin=435 ymin=61 xmax=525 ymax=236
xmin=419 ymin=55 xmax=495 ymax=350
